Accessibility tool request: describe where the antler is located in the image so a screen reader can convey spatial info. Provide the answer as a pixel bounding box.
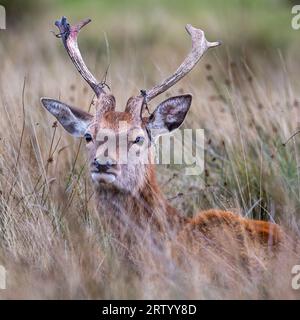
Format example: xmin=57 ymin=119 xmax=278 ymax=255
xmin=142 ymin=24 xmax=221 ymax=103
xmin=55 ymin=16 xmax=105 ymax=98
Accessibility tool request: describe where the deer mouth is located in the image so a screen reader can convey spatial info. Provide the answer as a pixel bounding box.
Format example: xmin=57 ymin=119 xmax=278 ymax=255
xmin=91 ymin=171 xmax=117 ymax=184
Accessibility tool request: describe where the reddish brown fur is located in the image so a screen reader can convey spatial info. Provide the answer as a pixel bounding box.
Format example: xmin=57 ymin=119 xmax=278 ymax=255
xmin=187 ymin=210 xmax=282 ymax=246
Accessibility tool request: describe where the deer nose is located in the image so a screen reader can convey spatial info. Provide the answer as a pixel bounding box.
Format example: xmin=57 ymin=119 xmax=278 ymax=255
xmin=93 ymin=158 xmax=114 ymax=172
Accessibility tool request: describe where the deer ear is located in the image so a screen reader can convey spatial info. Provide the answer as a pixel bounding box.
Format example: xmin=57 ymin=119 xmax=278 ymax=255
xmin=146 ymin=95 xmax=192 ymax=138
xmin=40 ymin=98 xmax=93 ymax=137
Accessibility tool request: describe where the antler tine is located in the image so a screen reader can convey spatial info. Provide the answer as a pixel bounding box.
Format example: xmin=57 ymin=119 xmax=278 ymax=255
xmin=143 ymin=24 xmax=221 ymax=103
xmin=55 ymin=16 xmax=105 ymax=98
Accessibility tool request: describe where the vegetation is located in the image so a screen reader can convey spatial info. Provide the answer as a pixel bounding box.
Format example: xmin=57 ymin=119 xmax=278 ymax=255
xmin=0 ymin=0 xmax=299 ymax=298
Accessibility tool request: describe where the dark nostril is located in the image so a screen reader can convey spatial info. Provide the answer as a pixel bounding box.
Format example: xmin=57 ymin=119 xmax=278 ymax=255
xmin=93 ymin=158 xmax=99 ymax=168
xmin=93 ymin=159 xmax=114 ymax=171
xmin=93 ymin=159 xmax=102 ymax=170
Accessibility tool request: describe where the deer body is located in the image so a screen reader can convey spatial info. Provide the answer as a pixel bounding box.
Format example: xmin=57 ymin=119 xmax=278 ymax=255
xmin=41 ymin=17 xmax=283 ymax=269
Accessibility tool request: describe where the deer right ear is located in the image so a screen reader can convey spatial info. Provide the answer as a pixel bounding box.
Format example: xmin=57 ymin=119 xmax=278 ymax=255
xmin=40 ymin=98 xmax=93 ymax=137
xmin=146 ymin=95 xmax=192 ymax=139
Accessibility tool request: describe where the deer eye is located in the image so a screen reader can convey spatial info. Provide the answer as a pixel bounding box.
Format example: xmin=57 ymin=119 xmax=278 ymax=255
xmin=133 ymin=136 xmax=145 ymax=145
xmin=84 ymin=133 xmax=93 ymax=143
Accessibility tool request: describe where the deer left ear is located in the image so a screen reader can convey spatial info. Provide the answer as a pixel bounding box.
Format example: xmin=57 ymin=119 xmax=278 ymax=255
xmin=40 ymin=98 xmax=93 ymax=137
xmin=146 ymin=94 xmax=192 ymax=138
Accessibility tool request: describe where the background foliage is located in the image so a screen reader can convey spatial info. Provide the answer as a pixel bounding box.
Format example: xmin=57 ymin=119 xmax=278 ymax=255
xmin=0 ymin=0 xmax=299 ymax=299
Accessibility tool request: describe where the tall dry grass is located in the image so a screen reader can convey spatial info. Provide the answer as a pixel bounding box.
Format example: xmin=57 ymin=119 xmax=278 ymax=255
xmin=0 ymin=15 xmax=299 ymax=299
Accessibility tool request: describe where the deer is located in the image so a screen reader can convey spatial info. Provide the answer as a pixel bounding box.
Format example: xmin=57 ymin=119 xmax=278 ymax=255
xmin=41 ymin=17 xmax=283 ymax=271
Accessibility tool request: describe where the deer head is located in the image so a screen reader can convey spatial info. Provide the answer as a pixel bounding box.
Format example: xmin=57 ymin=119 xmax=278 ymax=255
xmin=41 ymin=17 xmax=220 ymax=194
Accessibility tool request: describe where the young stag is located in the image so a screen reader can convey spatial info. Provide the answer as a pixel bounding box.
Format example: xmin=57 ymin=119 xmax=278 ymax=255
xmin=41 ymin=17 xmax=282 ymax=264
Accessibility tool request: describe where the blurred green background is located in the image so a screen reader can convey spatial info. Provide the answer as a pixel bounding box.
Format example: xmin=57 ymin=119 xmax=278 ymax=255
xmin=2 ymin=0 xmax=300 ymax=56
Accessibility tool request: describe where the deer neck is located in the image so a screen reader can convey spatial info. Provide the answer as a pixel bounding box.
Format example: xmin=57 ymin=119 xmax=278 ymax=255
xmin=94 ymin=164 xmax=183 ymax=231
